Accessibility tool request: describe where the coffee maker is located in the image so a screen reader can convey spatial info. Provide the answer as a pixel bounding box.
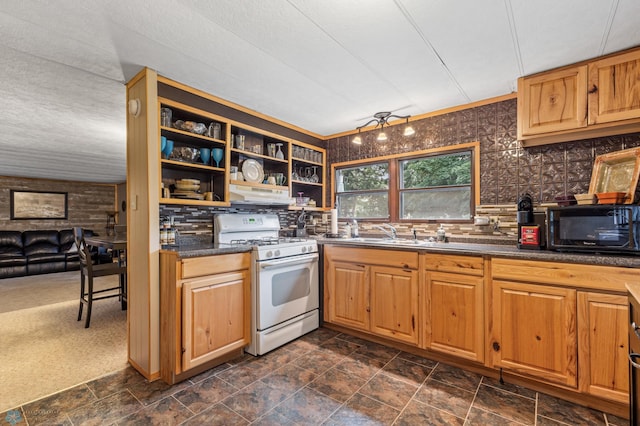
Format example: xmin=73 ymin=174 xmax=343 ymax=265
xmin=517 ymin=193 xmax=546 ymax=249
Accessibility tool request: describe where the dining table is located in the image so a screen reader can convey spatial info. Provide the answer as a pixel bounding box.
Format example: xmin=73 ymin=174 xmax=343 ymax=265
xmin=84 ymin=234 xmax=127 ymax=263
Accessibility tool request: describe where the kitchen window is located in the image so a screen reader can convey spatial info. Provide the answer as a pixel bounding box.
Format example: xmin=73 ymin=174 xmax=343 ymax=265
xmin=335 ymin=162 xmax=389 ymax=219
xmin=333 ymin=143 xmax=478 ymax=222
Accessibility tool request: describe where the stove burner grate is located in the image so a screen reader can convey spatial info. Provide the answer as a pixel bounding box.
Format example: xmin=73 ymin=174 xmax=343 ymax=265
xmin=228 ymin=237 xmax=309 ymax=247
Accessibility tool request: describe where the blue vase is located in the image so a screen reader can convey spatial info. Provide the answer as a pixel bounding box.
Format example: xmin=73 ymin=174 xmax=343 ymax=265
xmin=161 ymin=136 xmax=167 ymax=153
xmin=200 ymin=148 xmax=211 ymax=165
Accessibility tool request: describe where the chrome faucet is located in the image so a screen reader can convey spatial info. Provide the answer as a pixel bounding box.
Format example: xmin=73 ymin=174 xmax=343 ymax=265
xmin=351 ymin=219 xmax=359 ymax=237
xmin=374 ymin=223 xmax=397 ymax=239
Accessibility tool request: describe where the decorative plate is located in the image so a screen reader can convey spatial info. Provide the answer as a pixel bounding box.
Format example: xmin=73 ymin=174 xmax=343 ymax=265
xmin=242 ymin=159 xmax=264 ymax=183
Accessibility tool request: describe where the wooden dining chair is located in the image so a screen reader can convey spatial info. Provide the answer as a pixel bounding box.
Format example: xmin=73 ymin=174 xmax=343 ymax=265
xmin=73 ymin=227 xmax=127 ymax=328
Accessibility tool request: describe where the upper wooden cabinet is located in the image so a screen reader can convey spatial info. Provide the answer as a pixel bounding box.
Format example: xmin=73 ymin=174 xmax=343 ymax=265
xmin=588 ymin=50 xmax=640 ymax=125
xmin=518 ymin=65 xmax=588 ymax=137
xmin=518 ymin=47 xmax=640 ymax=146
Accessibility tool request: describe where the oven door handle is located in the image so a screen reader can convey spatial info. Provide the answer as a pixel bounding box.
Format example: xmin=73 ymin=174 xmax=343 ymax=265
xmin=258 ymin=253 xmax=319 ymax=269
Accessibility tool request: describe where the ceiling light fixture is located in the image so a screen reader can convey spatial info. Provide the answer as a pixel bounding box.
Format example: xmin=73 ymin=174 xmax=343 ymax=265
xmin=353 ymin=111 xmax=415 ymax=144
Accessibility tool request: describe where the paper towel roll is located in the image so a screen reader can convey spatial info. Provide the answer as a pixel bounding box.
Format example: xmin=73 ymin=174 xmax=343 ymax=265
xmin=330 ymin=209 xmax=338 ymax=235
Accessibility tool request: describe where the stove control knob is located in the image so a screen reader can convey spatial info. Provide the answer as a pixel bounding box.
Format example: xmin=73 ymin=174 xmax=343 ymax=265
xmin=266 ymin=250 xmax=273 ymax=258
xmin=301 ymin=246 xmax=307 ymax=253
xmin=274 ymin=249 xmax=281 ymax=257
xmin=308 ymin=245 xmax=315 ymax=252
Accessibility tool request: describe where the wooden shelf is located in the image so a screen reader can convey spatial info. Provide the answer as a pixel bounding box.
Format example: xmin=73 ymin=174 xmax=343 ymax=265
xmin=161 ymin=159 xmax=225 ymax=172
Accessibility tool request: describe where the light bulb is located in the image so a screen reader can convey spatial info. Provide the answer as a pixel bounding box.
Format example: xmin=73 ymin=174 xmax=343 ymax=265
xmin=377 ymin=132 xmax=387 ymax=141
xmin=352 ymin=135 xmax=362 ymax=145
xmin=403 ymin=125 xmax=415 ymax=136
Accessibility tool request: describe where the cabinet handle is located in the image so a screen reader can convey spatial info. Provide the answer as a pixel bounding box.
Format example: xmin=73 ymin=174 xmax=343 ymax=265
xmin=492 ymin=341 xmax=500 ymax=352
xmin=630 ymin=353 xmax=640 ymax=369
xmin=411 ymin=315 xmax=415 ymax=330
xmin=366 ymin=306 xmax=370 ymax=312
xmin=588 ymin=84 xmax=598 ymax=94
xmin=633 ymin=321 xmax=640 ymax=339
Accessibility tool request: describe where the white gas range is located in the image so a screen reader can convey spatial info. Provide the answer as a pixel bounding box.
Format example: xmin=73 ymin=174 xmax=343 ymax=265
xmin=213 ymin=214 xmax=319 ymax=356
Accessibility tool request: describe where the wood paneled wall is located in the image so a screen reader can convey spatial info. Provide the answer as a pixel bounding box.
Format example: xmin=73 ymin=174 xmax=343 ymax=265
xmin=0 ymin=176 xmax=116 ymax=232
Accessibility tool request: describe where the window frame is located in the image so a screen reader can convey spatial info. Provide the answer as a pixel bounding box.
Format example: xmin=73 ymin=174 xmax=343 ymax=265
xmin=331 ymin=142 xmax=479 ymax=223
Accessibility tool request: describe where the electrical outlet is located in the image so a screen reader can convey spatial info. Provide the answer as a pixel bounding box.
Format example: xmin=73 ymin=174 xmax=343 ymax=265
xmin=489 ymin=216 xmax=498 ymax=223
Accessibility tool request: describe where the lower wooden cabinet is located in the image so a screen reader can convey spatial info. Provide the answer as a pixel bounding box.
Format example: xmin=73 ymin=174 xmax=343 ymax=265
xmin=160 ymin=251 xmax=251 ymax=384
xmin=324 ymin=246 xmax=419 ymax=345
xmin=326 ymin=261 xmax=369 ymax=331
xmin=490 ymin=279 xmax=578 ymax=387
xmin=577 ymin=292 xmax=629 ymax=403
xmin=182 ymin=270 xmax=249 ymax=371
xmin=324 ymin=247 xmax=635 ymax=408
xmin=490 ymin=257 xmax=633 ymax=401
xmin=423 ymin=253 xmax=485 ymax=362
xmin=370 ymin=265 xmax=418 ymax=344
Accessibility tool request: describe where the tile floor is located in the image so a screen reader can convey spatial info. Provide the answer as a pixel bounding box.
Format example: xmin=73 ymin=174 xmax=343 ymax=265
xmin=2 ymin=328 xmax=629 ymax=425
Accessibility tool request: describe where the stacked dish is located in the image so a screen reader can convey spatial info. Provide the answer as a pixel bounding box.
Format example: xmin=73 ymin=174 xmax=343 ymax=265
xmin=175 ymin=179 xmax=200 ymax=191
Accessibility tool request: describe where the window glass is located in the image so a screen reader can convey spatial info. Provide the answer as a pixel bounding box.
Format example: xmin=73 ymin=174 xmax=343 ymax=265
xmin=336 ymin=163 xmax=389 ymax=219
xmin=400 ymin=151 xmax=472 ymax=220
xmin=334 ymin=147 xmax=474 ymax=222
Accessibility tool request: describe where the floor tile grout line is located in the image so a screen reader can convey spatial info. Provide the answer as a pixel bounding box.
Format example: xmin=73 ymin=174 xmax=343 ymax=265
xmin=463 ymin=376 xmax=483 ymax=424
xmin=392 ymin=361 xmax=438 ymax=424
xmin=480 ymin=378 xmax=537 ymax=402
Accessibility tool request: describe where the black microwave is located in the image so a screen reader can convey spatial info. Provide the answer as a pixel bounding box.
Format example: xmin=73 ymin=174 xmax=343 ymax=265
xmin=547 ymin=205 xmax=640 ymax=254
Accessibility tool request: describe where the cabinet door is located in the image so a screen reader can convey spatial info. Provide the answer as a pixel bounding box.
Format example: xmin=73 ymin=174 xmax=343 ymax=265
xmin=517 ymin=65 xmax=588 ymax=137
xmin=588 ymin=49 xmax=640 ymax=125
xmin=577 ymin=292 xmax=629 ymax=403
xmin=425 ymin=271 xmax=484 ymax=362
xmin=326 ymin=261 xmax=370 ymax=331
xmin=491 ymin=280 xmax=577 ymax=387
xmin=370 ymin=266 xmax=419 ymax=345
xmin=182 ymin=270 xmax=250 ymax=371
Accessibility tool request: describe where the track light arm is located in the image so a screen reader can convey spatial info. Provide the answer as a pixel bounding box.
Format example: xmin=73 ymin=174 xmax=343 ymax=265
xmin=355 ymin=111 xmax=411 ymax=131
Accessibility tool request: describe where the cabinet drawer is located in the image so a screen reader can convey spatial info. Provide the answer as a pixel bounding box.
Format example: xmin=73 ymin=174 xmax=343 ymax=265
xmin=424 ymin=253 xmax=483 ymax=276
xmin=182 ymin=252 xmax=250 ymax=279
xmin=325 ymin=245 xmax=418 ymax=269
xmin=491 ymin=258 xmax=636 ymax=292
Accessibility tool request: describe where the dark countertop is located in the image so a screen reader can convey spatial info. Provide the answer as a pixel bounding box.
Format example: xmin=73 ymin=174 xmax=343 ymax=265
xmin=159 ymin=234 xmax=640 ymax=268
xmin=317 ymin=237 xmax=640 ymax=268
xmin=160 ymin=241 xmax=253 ymax=258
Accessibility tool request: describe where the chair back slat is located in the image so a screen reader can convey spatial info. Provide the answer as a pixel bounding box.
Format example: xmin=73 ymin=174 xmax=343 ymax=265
xmin=73 ymin=227 xmax=93 ymax=274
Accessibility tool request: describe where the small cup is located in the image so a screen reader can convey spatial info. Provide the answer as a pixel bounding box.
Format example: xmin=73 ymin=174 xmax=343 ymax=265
xmin=267 ymin=176 xmax=276 ymax=185
xmin=275 ymin=173 xmax=286 ymax=186
xmin=160 ymin=108 xmax=172 ymax=127
xmin=235 ymin=135 xmax=245 ymax=150
xmin=236 ymin=172 xmax=244 ymax=181
xmin=204 ymin=192 xmax=213 ymax=201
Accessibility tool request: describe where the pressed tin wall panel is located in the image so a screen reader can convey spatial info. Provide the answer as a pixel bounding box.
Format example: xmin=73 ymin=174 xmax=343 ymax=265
xmin=325 ymin=98 xmax=640 ymax=207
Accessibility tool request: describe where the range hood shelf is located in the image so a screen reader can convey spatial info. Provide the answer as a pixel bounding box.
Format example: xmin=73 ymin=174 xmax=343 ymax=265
xmin=229 ymin=182 xmax=294 ymax=206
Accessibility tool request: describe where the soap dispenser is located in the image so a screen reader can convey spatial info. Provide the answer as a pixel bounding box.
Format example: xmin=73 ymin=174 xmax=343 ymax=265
xmin=436 ymin=224 xmax=446 ymax=242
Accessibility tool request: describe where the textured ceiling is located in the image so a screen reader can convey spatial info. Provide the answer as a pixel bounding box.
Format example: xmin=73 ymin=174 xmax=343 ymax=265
xmin=1 ymin=0 xmax=639 ymax=183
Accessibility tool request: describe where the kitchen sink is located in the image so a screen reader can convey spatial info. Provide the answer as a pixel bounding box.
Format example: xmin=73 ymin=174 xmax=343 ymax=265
xmin=345 ymin=237 xmax=436 ymax=246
